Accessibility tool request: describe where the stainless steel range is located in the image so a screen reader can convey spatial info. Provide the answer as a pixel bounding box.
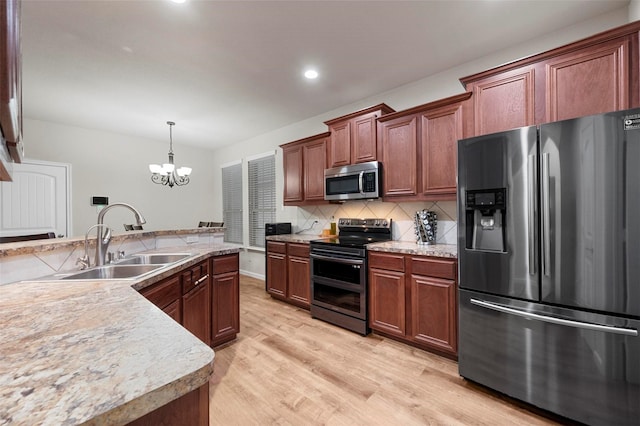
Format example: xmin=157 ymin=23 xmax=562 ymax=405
xmin=310 ymin=218 xmax=392 ymax=335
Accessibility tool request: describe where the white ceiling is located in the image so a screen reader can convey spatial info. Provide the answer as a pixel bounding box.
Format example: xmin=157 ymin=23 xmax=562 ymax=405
xmin=21 ymin=0 xmax=629 ymax=150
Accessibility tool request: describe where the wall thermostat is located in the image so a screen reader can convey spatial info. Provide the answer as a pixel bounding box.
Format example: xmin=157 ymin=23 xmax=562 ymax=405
xmin=91 ymin=196 xmax=109 ymax=206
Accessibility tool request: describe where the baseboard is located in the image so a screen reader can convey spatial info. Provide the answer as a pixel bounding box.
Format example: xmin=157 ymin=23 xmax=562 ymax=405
xmin=240 ymin=269 xmax=265 ymax=281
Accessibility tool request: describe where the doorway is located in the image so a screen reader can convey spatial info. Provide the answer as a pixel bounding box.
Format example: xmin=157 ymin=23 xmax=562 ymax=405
xmin=0 ymin=159 xmax=71 ymax=238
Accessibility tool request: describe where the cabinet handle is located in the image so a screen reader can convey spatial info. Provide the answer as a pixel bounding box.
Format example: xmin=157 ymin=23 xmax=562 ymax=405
xmin=194 ymin=274 xmax=209 ymax=286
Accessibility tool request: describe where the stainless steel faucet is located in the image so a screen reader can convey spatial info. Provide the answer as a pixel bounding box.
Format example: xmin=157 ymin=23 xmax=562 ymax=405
xmin=95 ymin=203 xmax=146 ymax=266
xmin=77 ymin=223 xmax=113 ymax=270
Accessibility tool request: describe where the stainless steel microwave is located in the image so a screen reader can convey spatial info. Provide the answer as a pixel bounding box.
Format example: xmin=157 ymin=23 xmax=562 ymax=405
xmin=324 ymin=161 xmax=381 ymax=201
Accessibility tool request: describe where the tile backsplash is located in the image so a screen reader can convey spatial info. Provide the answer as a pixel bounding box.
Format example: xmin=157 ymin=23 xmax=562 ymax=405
xmin=295 ymin=200 xmax=457 ymax=245
xmin=0 ymin=232 xmax=224 ymax=285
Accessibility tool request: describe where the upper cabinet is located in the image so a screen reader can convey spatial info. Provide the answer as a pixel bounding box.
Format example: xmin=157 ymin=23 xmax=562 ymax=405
xmin=461 ymin=21 xmax=640 ymax=137
xmin=1 ymin=0 xmax=23 ymax=180
xmin=378 ymin=92 xmax=471 ymax=202
xmin=280 ymin=132 xmax=330 ymax=206
xmin=324 ymin=103 xmax=394 ymax=168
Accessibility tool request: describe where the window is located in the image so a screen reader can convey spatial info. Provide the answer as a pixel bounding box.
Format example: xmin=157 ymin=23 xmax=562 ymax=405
xmin=248 ymin=153 xmax=275 ymax=248
xmin=221 ymin=161 xmax=243 ymax=244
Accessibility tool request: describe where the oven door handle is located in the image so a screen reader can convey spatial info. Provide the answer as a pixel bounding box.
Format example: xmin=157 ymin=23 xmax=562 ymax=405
xmin=310 ymin=253 xmax=364 ymax=266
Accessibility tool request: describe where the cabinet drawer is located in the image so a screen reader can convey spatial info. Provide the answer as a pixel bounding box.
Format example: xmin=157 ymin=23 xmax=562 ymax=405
xmin=410 ymin=257 xmax=456 ymax=280
xmin=141 ymin=275 xmax=181 ymax=309
xmin=212 ymin=253 xmax=239 ymax=275
xmin=182 ymin=260 xmax=209 ymax=294
xmin=267 ymin=241 xmax=287 ymax=254
xmin=287 ymin=242 xmax=309 ymax=258
xmin=369 ymin=252 xmax=405 ymax=272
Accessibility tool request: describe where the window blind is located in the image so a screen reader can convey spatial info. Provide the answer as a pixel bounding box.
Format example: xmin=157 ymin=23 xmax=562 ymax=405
xmin=221 ymin=162 xmax=243 ymax=244
xmin=248 ymin=154 xmax=275 ymax=248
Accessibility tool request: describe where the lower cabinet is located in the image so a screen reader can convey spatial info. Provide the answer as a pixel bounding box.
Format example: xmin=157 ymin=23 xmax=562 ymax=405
xmin=139 ymin=253 xmax=240 ymax=348
xmin=369 ymin=251 xmax=458 ymax=358
xmin=182 ymin=261 xmax=211 ymax=345
xmin=211 ymin=254 xmax=240 ymax=347
xmin=266 ymin=241 xmax=310 ymax=309
xmin=126 ymin=383 xmax=208 ymax=426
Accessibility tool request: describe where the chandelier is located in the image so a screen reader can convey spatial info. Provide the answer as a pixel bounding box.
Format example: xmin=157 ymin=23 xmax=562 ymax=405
xmin=149 ymin=121 xmax=192 ymax=187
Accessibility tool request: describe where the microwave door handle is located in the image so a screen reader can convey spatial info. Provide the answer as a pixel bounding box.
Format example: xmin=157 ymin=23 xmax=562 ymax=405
xmin=358 ymin=171 xmax=364 ymax=194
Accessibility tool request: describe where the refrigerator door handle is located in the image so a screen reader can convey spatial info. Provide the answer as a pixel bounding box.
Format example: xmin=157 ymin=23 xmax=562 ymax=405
xmin=541 ymin=152 xmax=551 ymax=277
xmin=470 ymin=298 xmax=638 ymax=336
xmin=527 ymin=154 xmax=537 ymax=275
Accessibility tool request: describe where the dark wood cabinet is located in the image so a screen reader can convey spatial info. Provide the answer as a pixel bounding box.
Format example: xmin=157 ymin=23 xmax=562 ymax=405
xmin=211 ymin=253 xmax=240 ymax=347
xmin=286 ymin=243 xmax=310 ymax=307
xmin=140 ymin=253 xmax=240 ymax=348
xmin=463 ymin=66 xmax=536 ymax=136
xmin=379 ymin=115 xmax=417 ymax=198
xmin=368 ymin=251 xmax=458 ymax=358
xmin=409 ymin=257 xmax=457 ymax=355
xmin=140 ymin=273 xmax=182 ymax=320
xmin=282 ymin=143 xmax=304 ymax=204
xmin=266 ymin=241 xmax=287 ymax=297
xmin=369 ymin=253 xmax=406 ymax=337
xmin=0 ymin=0 xmax=23 ymax=181
xmin=266 ymin=240 xmax=311 ymax=309
xmin=303 ymin=138 xmax=327 ymax=202
xmin=324 ymin=103 xmax=394 ymax=168
xmin=281 ymin=132 xmax=329 ymax=206
xmin=182 ymin=261 xmax=211 ymax=346
xmin=461 ymin=21 xmax=640 ymax=137
xmin=378 ymin=93 xmax=471 ymax=202
xmin=126 ymin=383 xmax=209 ymax=426
xmin=543 ymin=36 xmax=631 ymax=122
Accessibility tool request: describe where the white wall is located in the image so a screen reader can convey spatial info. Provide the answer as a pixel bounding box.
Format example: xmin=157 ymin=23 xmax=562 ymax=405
xmin=631 ymin=0 xmax=640 ymax=20
xmin=24 ymin=119 xmax=218 ymax=236
xmin=21 ymin=7 xmax=631 ymax=278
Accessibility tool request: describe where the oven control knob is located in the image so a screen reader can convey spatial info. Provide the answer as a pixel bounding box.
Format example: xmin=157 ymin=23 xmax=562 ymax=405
xmin=382 ymin=220 xmax=388 ymax=227
xmin=374 ymin=220 xmax=380 ymax=226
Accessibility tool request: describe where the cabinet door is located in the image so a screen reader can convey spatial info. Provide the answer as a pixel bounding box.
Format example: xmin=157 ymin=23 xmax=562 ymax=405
xmin=410 ymin=274 xmax=457 ymax=355
xmin=545 ymin=36 xmax=630 ymax=122
xmin=328 ymin=120 xmax=351 ymax=167
xmin=163 ymin=299 xmax=182 ymax=324
xmin=468 ymin=66 xmax=536 ymax=136
xmin=303 ymin=138 xmax=327 ymax=201
xmin=287 ymin=252 xmax=310 ymax=308
xmin=266 ymin=247 xmax=287 ymax=298
xmin=352 ymin=114 xmax=377 ymax=163
xmin=182 ymin=278 xmax=211 ymax=346
xmin=369 ymin=267 xmax=406 ymax=337
xmin=140 ymin=274 xmax=181 ymax=315
xmin=212 ymin=271 xmax=239 ymax=346
xmin=282 ymin=144 xmax=303 ymax=204
xmin=380 ymin=115 xmax=417 ymax=197
xmin=420 ymin=102 xmax=463 ymax=197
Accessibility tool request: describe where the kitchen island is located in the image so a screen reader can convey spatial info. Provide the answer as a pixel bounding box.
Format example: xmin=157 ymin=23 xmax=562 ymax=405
xmin=0 ymin=242 xmax=241 ymax=425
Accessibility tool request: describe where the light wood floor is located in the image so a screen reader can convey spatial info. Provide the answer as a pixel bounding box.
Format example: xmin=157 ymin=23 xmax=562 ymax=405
xmin=209 ymin=275 xmax=571 ymax=425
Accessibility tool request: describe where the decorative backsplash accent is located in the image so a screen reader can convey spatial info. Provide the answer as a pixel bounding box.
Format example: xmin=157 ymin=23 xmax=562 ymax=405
xmin=296 ymin=200 xmax=457 ymax=245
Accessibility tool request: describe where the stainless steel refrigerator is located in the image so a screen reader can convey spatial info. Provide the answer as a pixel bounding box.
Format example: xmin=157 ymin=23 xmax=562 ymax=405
xmin=457 ymin=108 xmax=640 ymax=425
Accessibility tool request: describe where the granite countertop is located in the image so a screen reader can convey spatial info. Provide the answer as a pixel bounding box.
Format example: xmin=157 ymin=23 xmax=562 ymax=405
xmin=0 ymin=242 xmax=241 ymax=425
xmin=367 ymin=241 xmax=458 ymax=258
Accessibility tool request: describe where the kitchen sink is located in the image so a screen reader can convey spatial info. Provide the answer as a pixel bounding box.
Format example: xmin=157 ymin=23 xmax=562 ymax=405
xmin=116 ymin=253 xmax=193 ymax=265
xmin=60 ymin=264 xmax=162 ymax=280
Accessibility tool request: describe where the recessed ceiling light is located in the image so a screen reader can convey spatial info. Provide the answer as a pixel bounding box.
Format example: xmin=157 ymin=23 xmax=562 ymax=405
xmin=304 ymin=69 xmax=319 ymax=79
xmin=170 ymin=0 xmax=186 ymax=3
